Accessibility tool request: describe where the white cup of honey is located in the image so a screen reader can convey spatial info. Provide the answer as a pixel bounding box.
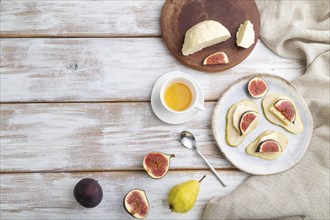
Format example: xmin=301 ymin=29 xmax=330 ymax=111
xmin=160 ymin=76 xmax=205 ymax=114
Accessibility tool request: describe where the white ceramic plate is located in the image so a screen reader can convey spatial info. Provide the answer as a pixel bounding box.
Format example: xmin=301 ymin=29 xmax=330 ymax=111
xmin=212 ymin=74 xmax=313 ymax=175
xmin=151 ymin=71 xmax=204 ymax=124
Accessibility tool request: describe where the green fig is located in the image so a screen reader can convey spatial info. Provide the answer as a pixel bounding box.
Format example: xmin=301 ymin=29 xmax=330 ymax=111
xmin=168 ymin=175 xmax=206 ymax=213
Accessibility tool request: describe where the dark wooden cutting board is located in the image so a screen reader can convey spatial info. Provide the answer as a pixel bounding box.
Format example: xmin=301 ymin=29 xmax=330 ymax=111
xmin=161 ymin=0 xmax=260 ymax=72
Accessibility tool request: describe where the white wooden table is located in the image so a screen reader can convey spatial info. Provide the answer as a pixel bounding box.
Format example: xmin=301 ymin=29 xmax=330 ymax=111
xmin=0 ymin=1 xmax=305 ymax=219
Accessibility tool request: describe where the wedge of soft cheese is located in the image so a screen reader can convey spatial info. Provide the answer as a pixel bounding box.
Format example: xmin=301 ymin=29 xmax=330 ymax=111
xmin=236 ymin=20 xmax=255 ymax=48
xmin=259 ymin=131 xmax=279 ymax=143
xmin=182 ymin=20 xmax=231 ymax=56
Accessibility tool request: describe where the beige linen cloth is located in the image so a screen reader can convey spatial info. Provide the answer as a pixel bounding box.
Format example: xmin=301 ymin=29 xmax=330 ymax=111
xmin=203 ymin=1 xmax=330 ymax=219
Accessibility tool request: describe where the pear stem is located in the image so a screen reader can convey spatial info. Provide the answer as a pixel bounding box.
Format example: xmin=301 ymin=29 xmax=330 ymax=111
xmin=169 ymin=204 xmax=174 ymax=212
xmin=199 ymin=175 xmax=206 ymax=183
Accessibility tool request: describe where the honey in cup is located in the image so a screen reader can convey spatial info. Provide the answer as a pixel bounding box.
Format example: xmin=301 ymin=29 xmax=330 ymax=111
xmin=164 ymin=82 xmax=193 ymax=111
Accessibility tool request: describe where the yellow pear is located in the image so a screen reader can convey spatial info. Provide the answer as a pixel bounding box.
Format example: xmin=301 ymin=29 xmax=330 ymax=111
xmin=168 ymin=175 xmax=206 ymax=213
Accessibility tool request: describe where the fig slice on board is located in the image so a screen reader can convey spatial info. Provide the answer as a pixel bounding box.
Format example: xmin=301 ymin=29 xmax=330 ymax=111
xmin=274 ymin=99 xmax=296 ymax=123
xmin=124 ymin=189 xmax=149 ymax=219
xmin=248 ymin=77 xmax=268 ymax=98
xmin=203 ymin=52 xmax=229 ymax=65
xmin=143 ymin=152 xmax=174 ymax=179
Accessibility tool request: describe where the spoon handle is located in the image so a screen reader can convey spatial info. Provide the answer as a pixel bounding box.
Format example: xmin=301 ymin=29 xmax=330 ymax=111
xmin=197 ymin=151 xmax=227 ymax=187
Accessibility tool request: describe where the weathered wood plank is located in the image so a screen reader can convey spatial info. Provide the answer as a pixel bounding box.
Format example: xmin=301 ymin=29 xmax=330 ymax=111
xmin=0 ymin=0 xmax=163 ymax=37
xmin=0 ymin=170 xmax=249 ymax=219
xmin=0 ymin=102 xmax=236 ymax=172
xmin=0 ymin=38 xmax=305 ymax=102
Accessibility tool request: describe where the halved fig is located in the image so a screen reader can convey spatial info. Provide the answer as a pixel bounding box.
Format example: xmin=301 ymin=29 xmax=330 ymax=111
xmin=248 ymin=77 xmax=268 ymax=98
xmin=239 ymin=111 xmax=259 ymax=136
xmin=255 ymin=140 xmax=282 ymax=152
xmin=203 ymin=52 xmax=229 ymax=65
xmin=143 ymin=152 xmax=174 ymax=179
xmin=274 ymin=99 xmax=296 ymax=123
xmin=124 ymin=189 xmax=149 ymax=219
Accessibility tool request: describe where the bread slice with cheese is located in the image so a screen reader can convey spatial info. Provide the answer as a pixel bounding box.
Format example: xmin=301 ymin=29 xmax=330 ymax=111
xmin=182 ymin=20 xmax=231 ymax=56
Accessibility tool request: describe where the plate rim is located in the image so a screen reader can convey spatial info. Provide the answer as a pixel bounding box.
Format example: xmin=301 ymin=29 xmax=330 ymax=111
xmin=212 ymin=73 xmax=313 ymax=175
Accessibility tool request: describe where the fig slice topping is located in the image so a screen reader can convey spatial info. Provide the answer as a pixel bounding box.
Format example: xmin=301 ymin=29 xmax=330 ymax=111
xmin=239 ymin=111 xmax=258 ymax=136
xmin=274 ymin=99 xmax=296 ymax=123
xmin=248 ymin=77 xmax=269 ymax=98
xmin=143 ymin=152 xmax=174 ymax=179
xmin=256 ymin=140 xmax=282 ymax=152
xmin=124 ymin=189 xmax=149 ymax=219
xmin=203 ymin=52 xmax=229 ymax=65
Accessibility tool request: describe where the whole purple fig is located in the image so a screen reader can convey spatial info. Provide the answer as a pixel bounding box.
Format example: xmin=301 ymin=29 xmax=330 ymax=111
xmin=73 ymin=178 xmax=103 ymax=208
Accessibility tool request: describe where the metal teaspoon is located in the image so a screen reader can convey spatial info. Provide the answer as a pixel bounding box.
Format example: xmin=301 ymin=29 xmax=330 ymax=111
xmin=180 ymin=131 xmax=227 ymax=187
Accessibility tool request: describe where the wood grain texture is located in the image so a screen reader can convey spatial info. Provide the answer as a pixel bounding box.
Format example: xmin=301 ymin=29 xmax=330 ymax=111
xmin=161 ymin=0 xmax=260 ymax=72
xmin=0 ymin=170 xmax=249 ymax=219
xmin=0 ymin=0 xmax=307 ymax=219
xmin=0 ymin=38 xmax=305 ymax=102
xmin=0 ymin=0 xmax=163 ymax=37
xmin=0 ymin=102 xmax=237 ymax=172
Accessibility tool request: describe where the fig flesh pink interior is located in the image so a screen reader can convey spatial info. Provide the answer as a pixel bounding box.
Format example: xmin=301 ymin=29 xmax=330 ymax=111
xmin=126 ymin=191 xmax=148 ymax=217
xmin=274 ymin=99 xmax=296 ymax=122
xmin=240 ymin=112 xmax=257 ymax=134
xmin=204 ymin=52 xmax=228 ymax=65
xmin=257 ymin=140 xmax=281 ymax=152
xmin=248 ymin=78 xmax=268 ymax=97
xmin=144 ymin=153 xmax=168 ymax=177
